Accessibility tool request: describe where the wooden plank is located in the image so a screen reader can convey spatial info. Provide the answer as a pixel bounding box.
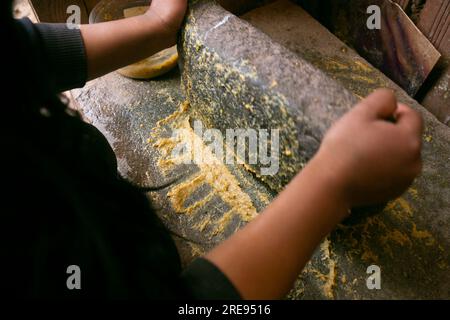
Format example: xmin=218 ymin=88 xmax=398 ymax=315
xmin=417 ymin=0 xmax=450 ymax=126
xmin=29 ymin=0 xmax=89 ymax=23
xmin=418 ymin=0 xmax=450 ymax=53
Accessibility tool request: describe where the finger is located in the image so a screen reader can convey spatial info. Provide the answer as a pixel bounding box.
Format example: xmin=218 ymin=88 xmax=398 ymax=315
xmin=395 ymin=103 xmax=424 ymax=135
xmin=356 ymin=88 xmax=398 ymax=120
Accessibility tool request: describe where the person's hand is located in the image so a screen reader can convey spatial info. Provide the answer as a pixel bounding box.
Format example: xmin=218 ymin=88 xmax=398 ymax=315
xmin=145 ymin=0 xmax=188 ymax=42
xmin=314 ymin=89 xmax=423 ymax=207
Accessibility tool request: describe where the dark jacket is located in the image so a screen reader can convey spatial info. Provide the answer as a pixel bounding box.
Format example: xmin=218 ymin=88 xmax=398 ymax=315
xmin=1 ymin=1 xmax=239 ymax=299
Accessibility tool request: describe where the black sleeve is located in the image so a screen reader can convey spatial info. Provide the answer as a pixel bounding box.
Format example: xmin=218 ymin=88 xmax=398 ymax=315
xmin=17 ymin=18 xmax=87 ymax=92
xmin=181 ymin=258 xmax=242 ymax=300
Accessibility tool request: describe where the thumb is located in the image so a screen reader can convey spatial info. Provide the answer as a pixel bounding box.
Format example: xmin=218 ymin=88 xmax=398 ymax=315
xmin=395 ymin=103 xmax=423 ymax=136
xmin=356 ymin=89 xmax=398 ymax=120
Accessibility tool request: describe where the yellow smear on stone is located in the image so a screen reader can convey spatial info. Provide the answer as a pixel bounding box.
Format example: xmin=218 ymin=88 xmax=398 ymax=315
xmin=269 ymin=80 xmax=278 ymax=89
xmin=411 ymin=223 xmax=435 ymax=246
xmin=347 ymin=74 xmax=377 ymax=84
xmin=287 ymin=280 xmax=305 ymax=299
xmin=316 ymin=56 xmax=389 ymax=98
xmin=153 ymin=137 xmax=178 ymax=149
xmin=167 ymin=174 xmax=214 ymax=214
xmin=212 ymin=210 xmax=235 ymax=236
xmin=181 ymin=26 xmax=301 ymax=192
xmin=154 ymin=101 xmax=190 ymax=130
xmin=408 ymin=187 xmax=419 ymax=200
xmin=244 ymin=104 xmax=254 ymax=111
xmin=386 ymin=197 xmax=414 ymax=218
xmin=321 ymin=238 xmax=337 ymax=299
xmin=385 ymin=198 xmax=437 ymax=247
xmin=324 ymin=59 xmax=348 ymax=71
xmin=230 ymin=164 xmax=273 ymax=207
xmin=361 ymin=247 xmax=379 ymax=263
xmin=189 ymin=243 xmax=205 ymax=258
xmin=359 ymin=216 xmax=381 ymax=263
xmin=150 ymin=102 xmax=258 ymax=230
xmin=337 ymin=193 xmax=444 ymax=270
xmin=283 ymin=148 xmax=293 ymax=157
xmin=307 ymin=238 xmax=337 ymax=299
xmin=194 ymin=215 xmax=212 ymax=232
xmin=354 ymin=60 xmax=373 ymax=73
xmin=380 ymin=229 xmax=412 ymax=250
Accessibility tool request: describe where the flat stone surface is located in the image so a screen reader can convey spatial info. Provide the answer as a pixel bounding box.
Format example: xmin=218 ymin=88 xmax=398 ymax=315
xmin=307 ymin=0 xmax=441 ymax=97
xmin=297 ymin=0 xmax=449 ymax=127
xmin=72 ymin=0 xmax=450 ymax=299
xmin=180 ymin=0 xmax=450 ymax=298
xmin=72 ymin=69 xmax=274 ymax=266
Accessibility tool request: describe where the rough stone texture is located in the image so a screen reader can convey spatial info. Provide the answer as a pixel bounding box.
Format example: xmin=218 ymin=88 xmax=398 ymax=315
xmin=72 ymin=69 xmax=274 ymax=267
xmin=181 ymin=0 xmax=358 ymax=192
xmin=72 ymin=0 xmax=450 ymax=299
xmin=298 ymin=0 xmax=441 ymax=97
xmin=297 ymin=0 xmax=449 ymax=127
xmin=180 ymin=0 xmax=450 ymax=298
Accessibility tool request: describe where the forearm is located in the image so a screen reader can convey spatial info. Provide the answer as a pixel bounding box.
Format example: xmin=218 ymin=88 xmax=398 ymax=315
xmin=80 ymin=13 xmax=175 ymax=80
xmin=205 ymin=153 xmax=350 ymax=299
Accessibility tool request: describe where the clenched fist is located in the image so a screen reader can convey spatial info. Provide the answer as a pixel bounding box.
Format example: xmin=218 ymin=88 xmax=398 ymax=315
xmin=315 ymin=89 xmax=423 ymax=207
